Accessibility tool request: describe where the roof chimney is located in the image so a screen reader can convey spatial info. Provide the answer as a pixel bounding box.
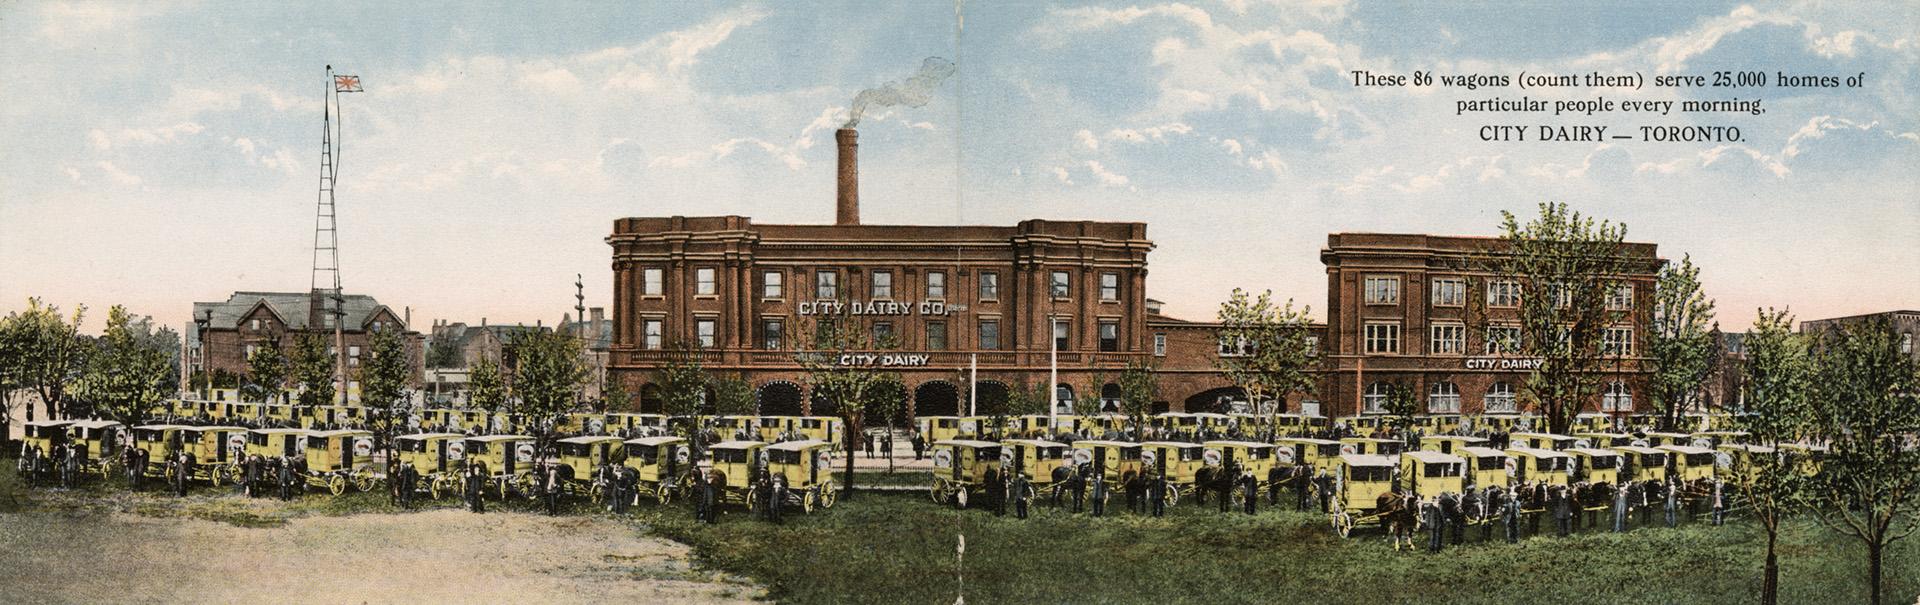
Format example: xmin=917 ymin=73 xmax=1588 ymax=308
xmin=836 ymin=128 xmax=859 ymax=225
xmin=590 ymin=307 xmax=604 ymax=324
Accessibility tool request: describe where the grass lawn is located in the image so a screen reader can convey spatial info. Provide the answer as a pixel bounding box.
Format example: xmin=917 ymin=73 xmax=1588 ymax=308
xmin=640 ymin=491 xmax=1920 ymax=605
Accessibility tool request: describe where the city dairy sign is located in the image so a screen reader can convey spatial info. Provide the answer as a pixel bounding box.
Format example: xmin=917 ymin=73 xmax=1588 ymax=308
xmin=797 ymin=300 xmax=957 ymax=316
xmin=1464 ymin=357 xmax=1545 ymax=370
xmin=837 ymin=353 xmax=931 ymax=367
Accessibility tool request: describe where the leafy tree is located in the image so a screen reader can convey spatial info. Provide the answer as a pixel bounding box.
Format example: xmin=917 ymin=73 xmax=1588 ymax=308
xmin=1493 ymin=202 xmax=1637 ymax=434
xmin=358 ymin=327 xmax=413 ymax=502
xmin=1001 ymin=380 xmax=1048 ymax=432
xmin=291 ymin=332 xmax=337 ymax=410
xmin=12 ymin=298 xmax=87 ymax=420
xmin=245 ymin=338 xmax=290 ymax=404
xmin=1214 ymin=288 xmax=1317 ymax=414
xmin=796 ymin=318 xmax=893 ymax=501
xmin=0 ymin=313 xmax=29 ymax=442
xmin=72 ymin=306 xmax=171 ymax=434
xmin=508 ymin=329 xmax=590 ymax=462
xmin=711 ymin=373 xmax=757 ymax=418
xmin=864 ymin=374 xmax=906 ymax=471
xmin=1804 ymin=318 xmax=1920 ymax=605
xmin=656 ymin=343 xmax=711 ymax=427
xmin=1733 ymin=308 xmax=1813 ymax=605
xmin=468 ymin=354 xmax=508 ymax=412
xmin=424 ymin=337 xmax=461 ymax=369
xmin=1381 ymin=382 xmax=1419 ymax=433
xmin=601 ymin=373 xmax=634 ymax=412
xmin=1118 ymin=362 xmax=1158 ymax=439
xmin=1072 ymin=373 xmax=1106 ymax=418
xmin=1648 ymin=254 xmax=1718 ymax=430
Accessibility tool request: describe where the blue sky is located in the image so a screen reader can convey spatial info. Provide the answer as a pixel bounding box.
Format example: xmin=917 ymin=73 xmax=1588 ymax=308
xmin=2 ymin=1 xmax=1915 ymax=333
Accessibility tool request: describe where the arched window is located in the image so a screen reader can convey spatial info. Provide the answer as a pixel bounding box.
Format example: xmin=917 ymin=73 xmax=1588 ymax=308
xmin=1055 ymin=384 xmax=1075 ymax=414
xmin=1602 ymin=381 xmax=1632 ymax=412
xmin=1484 ymin=382 xmax=1516 ymax=413
xmin=1428 ymin=382 xmax=1460 ymax=413
xmin=1363 ymin=382 xmax=1391 ymax=414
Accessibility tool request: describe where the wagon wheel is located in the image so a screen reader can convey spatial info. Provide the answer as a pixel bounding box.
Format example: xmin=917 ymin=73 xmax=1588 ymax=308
xmin=430 ymin=475 xmax=450 ymax=500
xmin=100 ymin=459 xmax=118 ymax=482
xmin=746 ymin=485 xmax=761 ymax=512
xmin=590 ymin=479 xmax=608 ymax=506
xmin=820 ymin=479 xmax=837 ymax=509
xmin=1163 ymin=483 xmax=1180 ymax=507
xmin=207 ymin=466 xmax=223 ymax=487
xmin=352 ymin=468 xmax=376 ymax=493
xmin=656 ymin=482 xmax=676 ymax=505
xmin=327 ymin=474 xmax=347 ymax=496
xmin=1333 ymin=511 xmax=1355 ymax=538
xmin=802 ymin=489 xmax=817 ymax=514
xmin=930 ymin=478 xmax=949 ymax=504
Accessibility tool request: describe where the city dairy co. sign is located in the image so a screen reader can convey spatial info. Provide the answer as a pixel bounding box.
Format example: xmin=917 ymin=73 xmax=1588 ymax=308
xmin=797 ymin=300 xmax=959 ymax=316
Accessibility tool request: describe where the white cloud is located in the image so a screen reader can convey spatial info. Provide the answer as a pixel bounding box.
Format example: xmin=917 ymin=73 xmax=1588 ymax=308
xmin=87 ymin=122 xmax=206 ymax=151
xmin=519 ymin=65 xmax=584 ymax=95
xmin=1218 ymin=138 xmax=1243 ymax=156
xmin=37 ymin=2 xmax=160 ymax=42
xmin=1075 ymin=129 xmax=1101 ymax=151
xmin=1106 ymin=122 xmax=1193 ymax=144
xmin=96 ymin=161 xmax=142 ymax=186
xmin=1051 ymin=165 xmax=1075 ymax=185
xmin=1085 ymin=160 xmax=1133 ymax=188
xmin=61 ymin=165 xmax=86 ymax=186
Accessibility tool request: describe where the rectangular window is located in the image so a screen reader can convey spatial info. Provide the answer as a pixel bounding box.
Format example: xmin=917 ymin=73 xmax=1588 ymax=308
xmin=1604 ymin=327 xmax=1634 ymax=356
xmin=1431 ymin=278 xmax=1466 ymax=307
xmin=1218 ymin=336 xmax=1252 ymax=357
xmin=872 ymin=321 xmax=894 ymax=344
xmin=979 ymin=272 xmax=1000 ymax=301
xmin=978 ymin=319 xmax=1000 ymax=350
xmin=1153 ymin=333 xmax=1167 ymax=356
xmin=1607 ymin=284 xmax=1634 ymax=310
xmin=1098 ymin=321 xmax=1119 ymax=352
xmin=871 ymin=270 xmax=893 ymax=299
xmin=1050 ymin=271 xmax=1072 ymax=299
xmin=927 ymin=321 xmax=948 ymax=351
xmin=1487 ymin=280 xmax=1521 ymax=308
xmin=643 ymin=320 xmax=663 ymax=350
xmin=695 ymin=268 xmax=717 ymax=296
xmin=250 ymin=319 xmax=261 ymax=331
xmin=1431 ymin=323 xmax=1466 ymax=355
xmin=1100 ymin=272 xmax=1120 ymax=301
xmin=695 ymin=319 xmax=716 ymax=348
xmin=245 ymin=344 xmax=257 ymax=360
xmin=761 ymin=319 xmax=783 ymax=350
xmin=1904 ymin=333 xmax=1914 ymax=354
xmin=1486 ymin=325 xmax=1521 ymax=354
xmin=1364 ymin=276 xmax=1400 ymax=305
xmin=1364 ymin=322 xmax=1401 ymax=354
xmin=348 ymin=346 xmax=360 ymax=367
xmin=642 ymin=268 xmax=664 ymax=296
xmin=762 ymin=271 xmax=783 ymax=299
xmin=1053 ymin=320 xmax=1070 ymax=350
xmin=1551 ymin=282 xmax=1573 ymax=309
xmin=815 ymin=271 xmax=838 ymax=300
xmin=925 ymin=271 xmax=946 ymax=299
xmin=1484 ymin=383 xmax=1517 ymax=413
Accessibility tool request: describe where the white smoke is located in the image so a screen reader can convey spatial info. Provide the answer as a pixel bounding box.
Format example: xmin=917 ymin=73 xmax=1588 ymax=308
xmin=844 ymin=57 xmax=956 ymax=128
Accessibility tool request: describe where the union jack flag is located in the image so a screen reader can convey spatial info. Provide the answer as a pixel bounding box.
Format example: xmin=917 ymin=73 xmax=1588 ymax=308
xmin=334 ymin=75 xmax=363 ymax=93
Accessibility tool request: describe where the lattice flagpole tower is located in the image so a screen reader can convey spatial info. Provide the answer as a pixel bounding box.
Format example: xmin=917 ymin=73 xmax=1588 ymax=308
xmin=314 ymin=65 xmax=362 ymax=405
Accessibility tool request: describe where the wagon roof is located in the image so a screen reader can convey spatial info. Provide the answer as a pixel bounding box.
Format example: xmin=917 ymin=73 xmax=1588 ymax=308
xmin=1002 ymin=439 xmax=1068 ymax=448
xmin=180 ymin=425 xmax=247 ymax=433
xmin=933 ymin=439 xmax=999 ymax=448
xmin=395 ymin=432 xmax=460 ymax=440
xmin=1074 ymin=440 xmax=1139 ymax=449
xmin=1505 ymin=447 xmax=1570 ymax=459
xmin=25 ymin=419 xmax=76 ymax=427
xmin=68 ymin=420 xmax=125 ymax=429
xmin=1611 ymin=445 xmax=1665 ymax=454
xmin=1141 ymin=441 xmax=1203 ymax=449
xmin=1575 ymin=432 xmax=1633 ymax=438
xmin=467 ymin=434 xmax=533 ymax=442
xmin=1204 ymin=440 xmax=1273 ymax=449
xmin=1720 ymin=444 xmax=1776 ymax=454
xmin=1402 ymin=450 xmax=1465 ymax=464
xmin=768 ymin=439 xmax=831 ymax=451
xmin=253 ymin=428 xmax=313 ymax=435
xmin=624 ymin=436 xmax=687 ymax=446
xmin=1191 ymin=413 xmax=1230 ymax=419
xmin=1511 ymin=432 xmax=1576 ymax=441
xmin=1342 ymin=437 xmax=1399 ymax=443
xmin=1459 ymin=446 xmax=1510 ymax=458
xmin=557 ymin=435 xmax=624 ymax=444
xmin=710 ymin=440 xmax=768 ymax=450
xmin=1276 ymin=437 xmax=1341 ymax=445
xmin=1656 ymin=444 xmax=1715 ymax=455
xmin=1423 ymin=435 xmax=1488 ymax=443
xmin=1566 ymin=448 xmax=1621 ymax=458
xmin=1339 ymin=454 xmax=1396 ymax=467
xmin=133 ymin=424 xmax=192 ymax=431
xmin=310 ymin=429 xmax=372 ymax=437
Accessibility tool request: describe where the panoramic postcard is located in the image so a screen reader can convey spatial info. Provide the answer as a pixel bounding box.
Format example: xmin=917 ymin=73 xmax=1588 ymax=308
xmin=2 ymin=2 xmax=1917 ymax=604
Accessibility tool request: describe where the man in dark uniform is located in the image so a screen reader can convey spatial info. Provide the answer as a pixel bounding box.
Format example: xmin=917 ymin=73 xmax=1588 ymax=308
xmin=175 ymin=451 xmax=192 ymax=496
xmin=691 ymin=468 xmax=710 ymax=522
xmin=912 ymin=433 xmax=924 ymax=461
xmin=1012 ymin=471 xmax=1030 ymax=519
xmin=1614 ymin=481 xmax=1630 ymax=532
xmin=1125 ymin=473 xmax=1144 ymax=514
xmin=701 ymin=470 xmax=718 ymax=524
xmin=1266 ymin=466 xmax=1284 ymax=506
xmin=1295 ymin=468 xmax=1310 ymax=512
xmin=1443 ymin=491 xmax=1465 ymax=545
xmin=543 ymin=463 xmax=563 ymax=516
xmin=615 ymin=467 xmax=637 ymax=514
xmin=1710 ymin=479 xmax=1725 ymax=526
xmin=397 ymin=461 xmax=416 ymax=509
xmin=466 ymin=463 xmax=486 ymax=513
xmin=1503 ymin=490 xmax=1520 ymax=544
xmin=1069 ymin=465 xmax=1087 ymax=513
xmin=769 ymin=475 xmax=787 ymax=524
xmin=60 ymin=444 xmax=78 ymax=489
xmin=1240 ymin=471 xmax=1258 ymax=515
xmin=1663 ymin=481 xmax=1678 ymax=528
xmin=1552 ymin=486 xmax=1573 ymax=537
xmin=1090 ymin=472 xmax=1108 ymax=518
xmin=1426 ymin=500 xmax=1444 ymax=553
xmin=1216 ymin=461 xmax=1237 ymax=514
xmin=244 ymin=454 xmax=261 ymax=498
xmin=1314 ymin=469 xmax=1334 ymax=514
xmin=1480 ymin=487 xmax=1501 ymax=542
xmin=1150 ymin=458 xmax=1168 ymax=518
xmin=124 ymin=445 xmax=143 ymax=489
xmin=984 ymin=467 xmax=1003 ymax=516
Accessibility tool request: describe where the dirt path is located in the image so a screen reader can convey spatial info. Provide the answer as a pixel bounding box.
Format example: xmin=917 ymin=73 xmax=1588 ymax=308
xmin=0 ymin=505 xmax=762 ymax=604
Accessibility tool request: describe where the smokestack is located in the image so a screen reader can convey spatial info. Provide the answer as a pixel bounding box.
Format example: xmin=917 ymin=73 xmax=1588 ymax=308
xmin=836 ymin=128 xmax=859 ymax=225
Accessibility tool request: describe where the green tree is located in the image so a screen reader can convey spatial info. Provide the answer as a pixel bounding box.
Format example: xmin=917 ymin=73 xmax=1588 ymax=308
xmin=864 ymin=374 xmax=906 ymax=472
xmin=424 ymin=337 xmax=461 ymax=369
xmin=468 ymin=355 xmax=508 ymax=412
xmin=72 ymin=306 xmax=170 ymax=433
xmin=358 ymin=327 xmax=414 ymax=502
xmin=711 ymin=373 xmax=757 ymax=418
xmin=1215 ymin=288 xmax=1318 ymax=414
xmin=245 ymin=338 xmax=290 ymax=404
xmin=1118 ymin=362 xmax=1158 ymax=439
xmin=1494 ymin=202 xmax=1637 ymax=434
xmin=0 ymin=312 xmax=30 ymax=442
xmin=1648 ymin=254 xmax=1718 ymax=430
xmin=657 ymin=343 xmax=711 ymax=424
xmin=1072 ymin=373 xmax=1107 ymax=418
xmin=796 ymin=318 xmax=893 ymax=501
xmin=1805 ymin=318 xmax=1920 ymax=605
xmin=1734 ymin=308 xmax=1813 ymax=605
xmin=13 ymin=298 xmax=87 ymax=421
xmin=508 ymin=329 xmax=590 ymax=462
xmin=601 ymin=373 xmax=634 ymax=412
xmin=291 ymin=332 xmax=336 ymax=410
xmin=1381 ymin=382 xmax=1419 ymax=433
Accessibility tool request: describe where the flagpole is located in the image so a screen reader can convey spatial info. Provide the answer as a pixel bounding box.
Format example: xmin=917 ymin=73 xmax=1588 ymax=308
xmin=968 ymin=354 xmax=977 ymax=417
xmin=1048 ymin=313 xmax=1058 ymax=426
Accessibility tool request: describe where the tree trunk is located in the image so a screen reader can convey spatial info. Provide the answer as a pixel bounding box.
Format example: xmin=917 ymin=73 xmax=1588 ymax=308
xmin=1868 ymin=540 xmax=1882 ymax=605
xmin=842 ymin=415 xmax=859 ymax=501
xmin=1762 ymin=530 xmax=1778 ymax=605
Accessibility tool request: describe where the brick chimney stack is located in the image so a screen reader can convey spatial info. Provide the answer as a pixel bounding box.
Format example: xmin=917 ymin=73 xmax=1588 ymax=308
xmin=836 ymin=128 xmax=859 ymax=225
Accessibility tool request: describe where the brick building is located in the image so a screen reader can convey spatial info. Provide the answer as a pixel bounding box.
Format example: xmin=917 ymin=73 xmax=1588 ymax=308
xmin=1316 ymin=233 xmax=1662 ymax=419
xmin=190 ymin=290 xmax=425 ymax=395
xmin=1800 ymin=310 xmax=1920 ymax=364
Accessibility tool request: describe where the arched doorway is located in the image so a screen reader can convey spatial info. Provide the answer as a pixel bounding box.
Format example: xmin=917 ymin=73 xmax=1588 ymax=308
xmin=1183 ymin=386 xmax=1247 ymax=414
xmin=757 ymin=382 xmax=803 ymax=416
xmin=976 ymin=381 xmax=1010 ymax=417
xmin=638 ymin=384 xmax=664 ymax=414
xmin=809 ymin=392 xmax=837 ymax=418
xmin=914 ymin=381 xmax=960 ymax=418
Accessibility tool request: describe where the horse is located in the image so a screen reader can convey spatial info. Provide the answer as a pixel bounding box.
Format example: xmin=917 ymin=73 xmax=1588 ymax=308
xmin=1376 ymin=491 xmax=1421 ymax=550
